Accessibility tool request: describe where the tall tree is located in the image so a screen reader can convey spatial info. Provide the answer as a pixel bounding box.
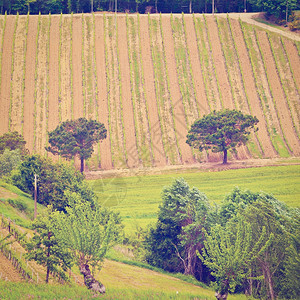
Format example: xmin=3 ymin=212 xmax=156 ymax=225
xmin=186 ymin=109 xmax=258 ymax=164
xmin=146 ymin=178 xmax=210 ymax=278
xmin=26 ymin=209 xmax=73 ymax=283
xmin=46 ymin=118 xmax=107 ymax=172
xmin=199 ymin=218 xmax=272 ymax=300
xmin=51 ymin=192 xmax=122 ymax=293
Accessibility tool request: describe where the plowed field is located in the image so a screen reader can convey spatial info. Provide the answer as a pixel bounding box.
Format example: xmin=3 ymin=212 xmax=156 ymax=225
xmin=0 ymin=13 xmax=299 ymax=170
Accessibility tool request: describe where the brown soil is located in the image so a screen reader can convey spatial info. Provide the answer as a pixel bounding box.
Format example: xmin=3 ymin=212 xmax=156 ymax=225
xmin=139 ymin=15 xmax=166 ymax=167
xmin=35 ymin=16 xmax=50 ymax=153
xmin=229 ymin=19 xmax=276 ymax=158
xmin=184 ymin=16 xmax=209 ymax=117
xmin=72 ymin=15 xmax=83 ymax=120
xmin=161 ymin=15 xmax=194 ymax=164
xmin=0 ymin=251 xmax=23 ymax=282
xmin=257 ymin=30 xmax=300 ymax=155
xmin=23 ymin=16 xmax=38 ymax=153
xmin=0 ymin=16 xmax=15 ymax=135
xmin=283 ymin=39 xmax=300 ymax=94
xmin=206 ymin=16 xmax=234 ymax=110
xmin=10 ymin=16 xmax=27 ymax=135
xmin=48 ymin=15 xmax=60 ymax=132
xmin=94 ymin=15 xmax=113 ymax=170
xmin=118 ymin=16 xmax=140 ymax=168
xmin=60 ymin=16 xmax=72 ymax=122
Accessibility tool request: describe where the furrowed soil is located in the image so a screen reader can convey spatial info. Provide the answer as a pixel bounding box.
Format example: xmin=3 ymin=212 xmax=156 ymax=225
xmin=118 ymin=16 xmax=139 ymax=169
xmin=139 ymin=15 xmax=166 ymax=167
xmin=161 ymin=15 xmax=194 ymax=165
xmin=0 ymin=252 xmax=23 ymax=282
xmin=23 ymin=16 xmax=38 ymax=153
xmin=0 ymin=13 xmax=299 ymax=170
xmin=95 ymin=15 xmax=113 ymax=170
xmin=0 ymin=16 xmax=15 ymax=135
xmin=72 ymin=15 xmax=83 ymax=120
xmin=229 ymin=19 xmax=276 ymax=158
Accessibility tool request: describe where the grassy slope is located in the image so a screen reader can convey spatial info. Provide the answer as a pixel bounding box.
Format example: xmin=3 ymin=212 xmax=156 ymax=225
xmin=90 ymin=164 xmax=300 ymax=233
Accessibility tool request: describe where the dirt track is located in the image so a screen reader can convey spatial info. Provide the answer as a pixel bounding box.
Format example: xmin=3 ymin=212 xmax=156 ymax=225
xmin=0 ymin=13 xmax=299 ymax=170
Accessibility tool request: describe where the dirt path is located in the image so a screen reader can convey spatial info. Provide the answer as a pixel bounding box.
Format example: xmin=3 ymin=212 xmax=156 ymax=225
xmin=0 ymin=252 xmax=23 ymax=282
xmin=118 ymin=16 xmax=140 ymax=168
xmin=23 ymin=16 xmax=38 ymax=153
xmin=139 ymin=15 xmax=166 ymax=167
xmin=219 ymin=13 xmax=300 ymax=42
xmin=72 ymin=15 xmax=83 ymax=120
xmin=257 ymin=30 xmax=300 ymax=155
xmin=48 ymin=15 xmax=60 ymax=132
xmin=229 ymin=19 xmax=276 ymax=158
xmin=161 ymin=15 xmax=194 ymax=164
xmin=0 ymin=16 xmax=15 ymax=135
xmin=94 ymin=15 xmax=113 ymax=170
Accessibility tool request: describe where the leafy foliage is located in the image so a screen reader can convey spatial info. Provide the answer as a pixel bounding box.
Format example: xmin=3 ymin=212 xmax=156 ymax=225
xmin=0 ymin=149 xmax=22 ymax=177
xmin=46 ymin=118 xmax=107 ymax=172
xmin=0 ymin=131 xmax=27 ymax=156
xmin=186 ymin=109 xmax=259 ymax=164
xmin=199 ymin=219 xmax=272 ymax=298
xmin=51 ymin=192 xmax=122 ymax=270
xmin=146 ymin=178 xmax=210 ymax=280
xmin=26 ymin=209 xmax=73 ymax=283
xmin=11 ymin=154 xmax=95 ymax=211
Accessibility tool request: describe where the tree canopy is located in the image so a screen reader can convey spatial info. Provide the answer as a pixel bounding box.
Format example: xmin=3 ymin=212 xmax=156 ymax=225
xmin=0 ymin=131 xmax=27 ymax=156
xmin=11 ymin=154 xmax=95 ymax=211
xmin=146 ymin=178 xmax=211 ymax=279
xmin=46 ymin=118 xmax=107 ymax=172
xmin=186 ymin=109 xmax=259 ymax=164
xmin=51 ymin=192 xmax=122 ymax=293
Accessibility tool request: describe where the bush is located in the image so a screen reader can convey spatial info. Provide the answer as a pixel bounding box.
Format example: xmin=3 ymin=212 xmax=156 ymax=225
xmin=7 ymin=198 xmax=28 ymax=213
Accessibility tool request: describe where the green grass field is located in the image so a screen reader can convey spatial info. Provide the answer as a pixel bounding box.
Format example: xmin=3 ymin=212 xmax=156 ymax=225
xmin=89 ymin=165 xmax=300 ymax=233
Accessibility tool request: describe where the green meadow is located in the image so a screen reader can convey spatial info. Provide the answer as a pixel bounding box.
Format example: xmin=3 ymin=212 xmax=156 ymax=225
xmin=90 ymin=165 xmax=300 ymax=233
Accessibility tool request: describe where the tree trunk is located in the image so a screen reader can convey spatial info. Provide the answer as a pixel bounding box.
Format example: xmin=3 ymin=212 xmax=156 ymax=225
xmin=223 ymin=149 xmax=228 ymax=164
xmin=215 ymin=291 xmax=228 ymax=300
xmin=189 ymin=0 xmax=192 ymax=13
xmin=80 ymin=158 xmax=84 ymax=173
xmin=263 ymin=264 xmax=275 ymax=300
xmin=46 ymin=266 xmax=50 ymax=283
xmin=80 ymin=264 xmax=105 ymax=294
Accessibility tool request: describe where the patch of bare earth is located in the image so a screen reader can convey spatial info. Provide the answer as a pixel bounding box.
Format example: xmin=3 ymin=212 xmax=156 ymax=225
xmin=139 ymin=15 xmax=166 ymax=167
xmin=0 ymin=252 xmax=23 ymax=282
xmin=72 ymin=15 xmax=83 ymax=120
xmin=10 ymin=16 xmax=27 ymax=135
xmin=118 ymin=16 xmax=140 ymax=168
xmin=127 ymin=16 xmax=153 ymax=167
xmin=104 ymin=16 xmax=127 ymax=168
xmin=23 ymin=16 xmax=38 ymax=153
xmin=148 ymin=16 xmax=180 ymax=165
xmin=60 ymin=16 xmax=72 ymax=122
xmin=35 ymin=16 xmax=50 ymax=153
xmin=184 ymin=16 xmax=209 ymax=117
xmin=95 ymin=15 xmax=113 ymax=170
xmin=0 ymin=16 xmax=15 ymax=135
xmin=48 ymin=16 xmax=59 ymax=132
xmin=269 ymin=34 xmax=300 ymax=139
xmin=161 ymin=15 xmax=194 ymax=164
xmin=284 ymin=39 xmax=300 ymax=95
xmin=257 ymin=30 xmax=300 ymax=155
xmin=229 ymin=19 xmax=276 ymax=158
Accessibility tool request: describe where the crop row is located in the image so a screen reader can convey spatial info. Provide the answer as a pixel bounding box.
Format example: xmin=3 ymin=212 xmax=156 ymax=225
xmin=148 ymin=15 xmax=180 ymax=165
xmin=127 ymin=14 xmax=153 ymax=167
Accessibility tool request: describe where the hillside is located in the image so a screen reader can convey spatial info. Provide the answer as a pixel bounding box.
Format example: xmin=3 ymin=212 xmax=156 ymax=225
xmin=0 ymin=13 xmax=299 ymax=170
